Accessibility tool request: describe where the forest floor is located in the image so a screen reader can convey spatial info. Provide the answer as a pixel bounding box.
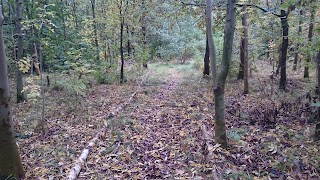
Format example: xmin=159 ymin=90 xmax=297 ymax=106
xmin=12 ymin=60 xmax=320 ymax=179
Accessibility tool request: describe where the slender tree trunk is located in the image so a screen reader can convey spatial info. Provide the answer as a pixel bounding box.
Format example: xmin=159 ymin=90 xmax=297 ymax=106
xmin=126 ymin=25 xmax=131 ymax=56
xmin=33 ymin=43 xmax=40 ymax=75
xmin=303 ymin=5 xmax=315 ymax=78
xmin=141 ymin=0 xmax=147 ymax=68
xmin=203 ymin=34 xmax=210 ymax=76
xmin=120 ymin=11 xmax=125 ymax=83
xmin=266 ymin=0 xmax=270 ymax=62
xmin=238 ymin=5 xmax=248 ymax=81
xmin=60 ymin=0 xmax=66 ymax=41
xmin=72 ymin=0 xmax=78 ymax=29
xmin=242 ymin=5 xmax=249 ymax=94
xmin=90 ymin=0 xmax=99 ymax=61
xmin=293 ymin=9 xmax=303 ymax=71
xmin=104 ymin=37 xmax=107 ymax=61
xmin=238 ymin=38 xmax=244 ymax=80
xmin=214 ymin=0 xmax=236 ymax=148
xmin=279 ymin=9 xmax=289 ymax=91
xmin=316 ymin=51 xmax=320 ymax=140
xmin=206 ymin=0 xmax=217 ymax=82
xmin=0 ymin=7 xmax=24 ymax=178
xmin=16 ymin=0 xmax=25 ymax=103
xmin=276 ymin=45 xmax=281 ymax=75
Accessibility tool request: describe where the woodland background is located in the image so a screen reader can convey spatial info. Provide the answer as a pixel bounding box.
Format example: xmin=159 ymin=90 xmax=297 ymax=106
xmin=0 ymin=0 xmax=319 ymax=179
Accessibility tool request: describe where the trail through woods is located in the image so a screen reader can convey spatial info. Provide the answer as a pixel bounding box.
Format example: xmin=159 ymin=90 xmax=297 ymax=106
xmin=79 ymin=64 xmax=216 ymax=179
xmin=14 ymin=62 xmax=320 ymax=179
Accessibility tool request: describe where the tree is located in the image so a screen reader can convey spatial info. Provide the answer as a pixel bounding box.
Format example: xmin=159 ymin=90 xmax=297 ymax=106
xmin=293 ymin=8 xmax=303 ymax=71
xmin=237 ymin=0 xmax=299 ymax=91
xmin=213 ymin=0 xmax=236 ymax=148
xmin=303 ymin=1 xmax=315 ymax=78
xmin=278 ymin=1 xmax=289 ymax=91
xmin=237 ymin=4 xmax=249 ymax=95
xmin=316 ymin=51 xmax=320 ymax=140
xmin=0 ymin=6 xmax=24 ymax=178
xmin=206 ymin=0 xmax=217 ymax=82
xmin=203 ymin=34 xmax=210 ymax=76
xmin=16 ymin=0 xmax=25 ymax=103
xmin=90 ymin=0 xmax=99 ymax=61
xmin=119 ymin=0 xmax=128 ymax=84
xmin=242 ymin=5 xmax=249 ymax=94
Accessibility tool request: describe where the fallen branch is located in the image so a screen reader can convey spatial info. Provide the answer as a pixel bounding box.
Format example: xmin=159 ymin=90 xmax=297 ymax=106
xmin=67 ymin=70 xmax=150 ymax=180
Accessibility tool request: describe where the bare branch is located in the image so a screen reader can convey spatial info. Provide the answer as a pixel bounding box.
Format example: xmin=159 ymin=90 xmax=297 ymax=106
xmin=236 ymin=3 xmax=282 ymax=18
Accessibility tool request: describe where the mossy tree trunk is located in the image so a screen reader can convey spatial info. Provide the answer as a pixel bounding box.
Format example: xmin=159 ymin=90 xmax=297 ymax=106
xmin=0 ymin=6 xmax=24 ymax=178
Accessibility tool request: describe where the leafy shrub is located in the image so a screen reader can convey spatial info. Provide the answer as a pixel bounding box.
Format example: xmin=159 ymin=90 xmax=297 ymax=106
xmin=92 ymin=69 xmax=117 ymax=84
xmin=22 ymin=77 xmax=41 ymax=104
xmin=191 ymin=53 xmax=204 ymax=70
xmin=52 ymin=76 xmax=86 ymax=96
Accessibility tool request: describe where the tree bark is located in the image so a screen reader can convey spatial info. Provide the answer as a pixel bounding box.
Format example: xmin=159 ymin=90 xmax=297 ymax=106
xmin=279 ymin=9 xmax=289 ymax=91
xmin=16 ymin=0 xmax=25 ymax=103
xmin=72 ymin=0 xmax=78 ymax=29
xmin=90 ymin=0 xmax=99 ymax=61
xmin=0 ymin=7 xmax=24 ymax=178
xmin=316 ymin=51 xmax=320 ymax=140
xmin=141 ymin=0 xmax=147 ymax=68
xmin=120 ymin=1 xmax=125 ymax=83
xmin=242 ymin=5 xmax=249 ymax=94
xmin=126 ymin=25 xmax=131 ymax=56
xmin=203 ymin=34 xmax=210 ymax=76
xmin=303 ymin=5 xmax=315 ymax=78
xmin=293 ymin=9 xmax=303 ymax=71
xmin=214 ymin=0 xmax=236 ymax=148
xmin=237 ymin=38 xmax=244 ymax=80
xmin=61 ymin=0 xmax=67 ymax=41
xmin=206 ymin=0 xmax=217 ymax=82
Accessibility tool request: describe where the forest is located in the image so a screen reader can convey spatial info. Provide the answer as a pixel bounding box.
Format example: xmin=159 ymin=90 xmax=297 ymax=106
xmin=0 ymin=0 xmax=319 ymax=179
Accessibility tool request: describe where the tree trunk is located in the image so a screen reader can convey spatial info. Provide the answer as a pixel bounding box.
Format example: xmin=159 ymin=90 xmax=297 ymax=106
xmin=126 ymin=25 xmax=131 ymax=56
xmin=61 ymin=0 xmax=67 ymax=41
xmin=279 ymin=9 xmax=289 ymax=91
xmin=16 ymin=0 xmax=25 ymax=103
xmin=293 ymin=9 xmax=303 ymax=71
xmin=203 ymin=34 xmax=210 ymax=76
xmin=237 ymin=37 xmax=244 ymax=80
xmin=90 ymin=0 xmax=99 ymax=61
xmin=242 ymin=5 xmax=249 ymax=94
xmin=0 ymin=7 xmax=24 ymax=178
xmin=72 ymin=0 xmax=78 ymax=29
xmin=120 ymin=7 xmax=125 ymax=83
xmin=141 ymin=0 xmax=147 ymax=68
xmin=303 ymin=5 xmax=315 ymax=78
xmin=33 ymin=43 xmax=40 ymax=75
xmin=316 ymin=51 xmax=320 ymax=140
xmin=214 ymin=0 xmax=236 ymax=148
xmin=206 ymin=0 xmax=217 ymax=82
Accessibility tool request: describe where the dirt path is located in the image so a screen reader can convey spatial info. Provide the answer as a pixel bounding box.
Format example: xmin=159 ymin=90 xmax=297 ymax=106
xmin=80 ymin=64 xmax=214 ymax=179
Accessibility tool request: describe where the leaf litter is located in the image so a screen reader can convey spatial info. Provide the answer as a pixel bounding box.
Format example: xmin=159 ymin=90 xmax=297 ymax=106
xmin=12 ymin=62 xmax=320 ymax=179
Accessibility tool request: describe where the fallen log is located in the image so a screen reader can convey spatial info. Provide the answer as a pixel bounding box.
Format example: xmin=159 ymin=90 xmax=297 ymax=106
xmin=67 ymin=70 xmax=150 ymax=180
